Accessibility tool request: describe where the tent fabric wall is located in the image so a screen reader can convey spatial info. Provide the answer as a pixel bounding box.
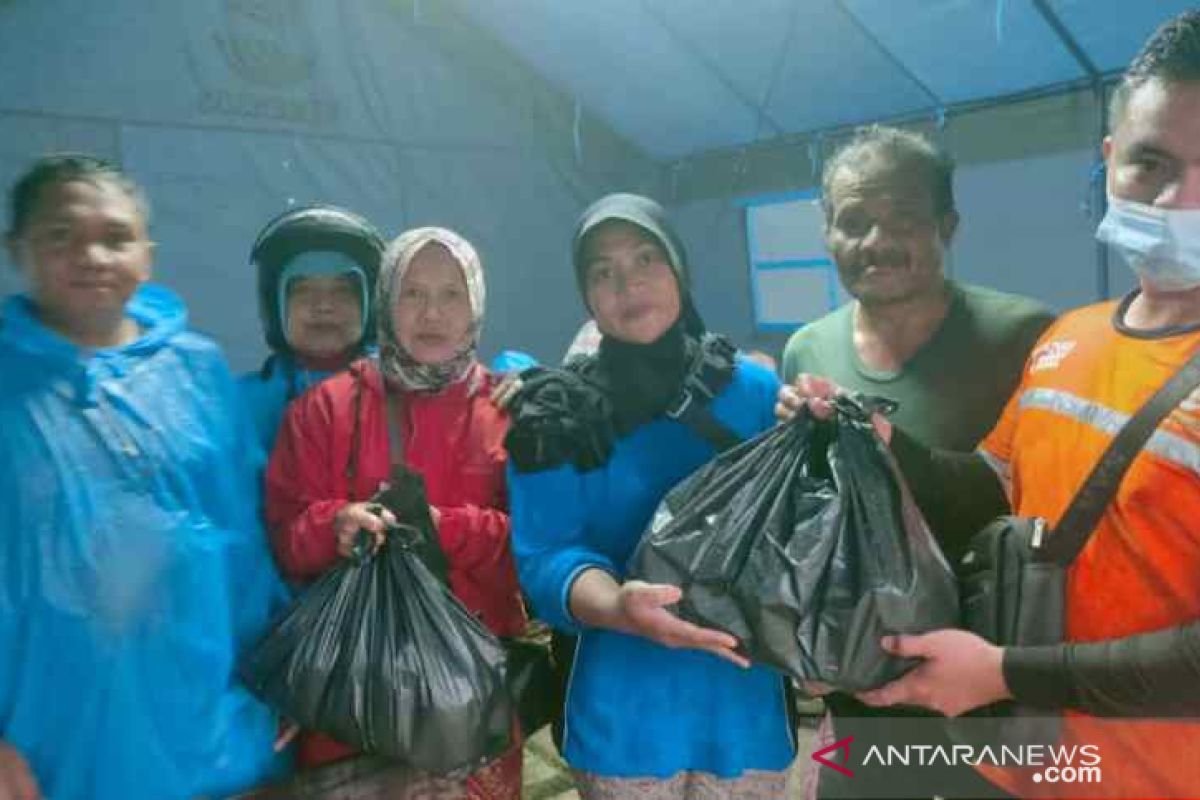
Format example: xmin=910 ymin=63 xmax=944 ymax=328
xmin=2 ymin=2 xmax=1190 ymax=368
xmin=455 ymin=1 xmax=1197 ymax=160
xmin=0 ymin=0 xmax=657 ymax=370
xmin=952 ymin=148 xmax=1105 ymax=311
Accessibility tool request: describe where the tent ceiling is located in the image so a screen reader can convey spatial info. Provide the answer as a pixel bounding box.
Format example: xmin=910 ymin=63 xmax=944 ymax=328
xmin=454 ymin=0 xmax=1197 ymax=160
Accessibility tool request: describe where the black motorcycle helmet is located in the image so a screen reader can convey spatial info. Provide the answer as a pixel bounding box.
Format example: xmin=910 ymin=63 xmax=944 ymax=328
xmin=250 ymin=204 xmax=385 ymax=355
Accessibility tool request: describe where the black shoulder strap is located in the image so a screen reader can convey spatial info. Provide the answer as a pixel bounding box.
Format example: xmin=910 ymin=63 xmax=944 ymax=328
xmin=661 ymin=336 xmax=743 ymax=453
xmin=665 ymin=382 xmax=742 ymax=452
xmin=1048 ymin=344 xmax=1200 ymax=564
xmin=374 ymin=385 xmax=451 ymax=582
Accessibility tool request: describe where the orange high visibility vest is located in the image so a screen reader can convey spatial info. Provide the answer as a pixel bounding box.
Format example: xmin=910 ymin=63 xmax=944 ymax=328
xmin=979 ymin=298 xmax=1200 ymax=797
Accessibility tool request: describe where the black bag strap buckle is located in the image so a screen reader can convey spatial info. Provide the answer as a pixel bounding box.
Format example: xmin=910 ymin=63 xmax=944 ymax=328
xmin=665 ymin=388 xmax=696 ymax=421
xmin=667 ymin=372 xmax=720 ymax=420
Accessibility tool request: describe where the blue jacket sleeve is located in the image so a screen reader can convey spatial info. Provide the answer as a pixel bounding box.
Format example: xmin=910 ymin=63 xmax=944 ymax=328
xmin=507 ymin=463 xmax=617 ymax=634
xmin=733 ymin=356 xmax=783 ymax=437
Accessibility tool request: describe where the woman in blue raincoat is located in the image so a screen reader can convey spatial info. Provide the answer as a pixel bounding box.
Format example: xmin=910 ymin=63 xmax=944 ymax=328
xmin=240 ymin=205 xmax=384 ymax=452
xmin=0 ymin=154 xmax=285 ymax=800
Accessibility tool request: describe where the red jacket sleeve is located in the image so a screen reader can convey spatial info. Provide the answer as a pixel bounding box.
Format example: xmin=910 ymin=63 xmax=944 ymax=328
xmin=434 ymin=441 xmax=517 ymax=576
xmin=435 ymin=504 xmax=512 ymax=574
xmin=265 ymin=391 xmax=345 ymax=581
xmin=433 ymin=463 xmax=524 ymax=637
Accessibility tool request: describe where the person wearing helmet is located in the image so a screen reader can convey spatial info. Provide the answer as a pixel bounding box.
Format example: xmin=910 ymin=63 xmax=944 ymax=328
xmin=241 ymin=205 xmax=384 ymax=451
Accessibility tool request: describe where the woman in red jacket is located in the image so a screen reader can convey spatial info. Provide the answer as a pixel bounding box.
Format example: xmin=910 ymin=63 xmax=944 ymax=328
xmin=266 ymin=226 xmax=526 ymax=798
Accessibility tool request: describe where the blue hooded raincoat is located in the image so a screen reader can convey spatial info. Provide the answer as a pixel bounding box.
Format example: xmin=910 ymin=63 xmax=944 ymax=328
xmin=0 ymin=284 xmax=286 ymax=799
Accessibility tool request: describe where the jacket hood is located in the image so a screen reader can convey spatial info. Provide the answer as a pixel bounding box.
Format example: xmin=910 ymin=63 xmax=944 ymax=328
xmin=0 ymin=283 xmax=188 ymax=402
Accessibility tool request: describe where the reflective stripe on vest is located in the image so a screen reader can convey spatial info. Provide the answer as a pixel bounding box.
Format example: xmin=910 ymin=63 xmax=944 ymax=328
xmin=1018 ymin=387 xmax=1200 ymax=477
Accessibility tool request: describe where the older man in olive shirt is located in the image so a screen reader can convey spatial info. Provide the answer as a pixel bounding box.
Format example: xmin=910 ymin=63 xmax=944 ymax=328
xmin=781 ymin=126 xmax=1054 ymax=799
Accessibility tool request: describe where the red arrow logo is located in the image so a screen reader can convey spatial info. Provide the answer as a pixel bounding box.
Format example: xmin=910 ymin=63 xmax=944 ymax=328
xmin=811 ymin=735 xmax=855 ymax=777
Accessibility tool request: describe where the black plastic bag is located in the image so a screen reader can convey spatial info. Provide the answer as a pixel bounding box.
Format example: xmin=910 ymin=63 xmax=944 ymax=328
xmin=629 ymin=396 xmax=959 ymax=692
xmin=242 ymin=472 xmax=511 ymax=775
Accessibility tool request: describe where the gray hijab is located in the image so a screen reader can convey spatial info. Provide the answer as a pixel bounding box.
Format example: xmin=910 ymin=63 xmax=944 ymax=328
xmin=376 ymin=226 xmax=485 ymax=393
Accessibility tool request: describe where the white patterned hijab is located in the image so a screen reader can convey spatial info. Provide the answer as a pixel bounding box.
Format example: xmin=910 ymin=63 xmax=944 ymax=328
xmin=376 ymin=227 xmax=485 ymax=393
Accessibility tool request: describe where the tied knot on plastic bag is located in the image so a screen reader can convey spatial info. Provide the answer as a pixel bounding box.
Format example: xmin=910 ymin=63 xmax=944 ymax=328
xmin=351 ymin=507 xmax=426 ymax=563
xmin=828 ymin=391 xmax=898 ymax=424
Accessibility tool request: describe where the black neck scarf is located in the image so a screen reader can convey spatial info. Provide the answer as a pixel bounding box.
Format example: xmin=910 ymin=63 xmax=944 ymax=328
xmin=592 ymin=299 xmax=706 ymax=434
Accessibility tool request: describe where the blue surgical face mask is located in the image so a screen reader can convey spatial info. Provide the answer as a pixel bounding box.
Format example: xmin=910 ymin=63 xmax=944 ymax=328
xmin=1095 ymin=195 xmax=1200 ymax=291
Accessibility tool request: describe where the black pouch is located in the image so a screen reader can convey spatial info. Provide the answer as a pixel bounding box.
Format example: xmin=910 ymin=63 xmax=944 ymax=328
xmin=959 ymin=515 xmax=1063 ymax=649
xmin=954 ymin=515 xmax=1065 ymax=746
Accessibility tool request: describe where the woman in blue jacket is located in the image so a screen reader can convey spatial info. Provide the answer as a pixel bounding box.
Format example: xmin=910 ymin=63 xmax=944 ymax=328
xmin=0 ymin=154 xmax=285 ymax=800
xmin=240 ymin=205 xmax=383 ymax=451
xmin=507 ymin=194 xmax=795 ymax=798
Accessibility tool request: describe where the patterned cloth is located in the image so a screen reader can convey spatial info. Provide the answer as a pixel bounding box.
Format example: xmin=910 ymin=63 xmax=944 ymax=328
xmin=391 ymin=743 xmax=522 ymax=799
xmin=234 ymin=743 xmax=520 ymax=799
xmin=572 ymin=767 xmax=789 ymax=800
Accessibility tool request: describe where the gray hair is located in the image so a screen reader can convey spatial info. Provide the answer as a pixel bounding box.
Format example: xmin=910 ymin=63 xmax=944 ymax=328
xmin=821 ymin=125 xmax=955 ymax=217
